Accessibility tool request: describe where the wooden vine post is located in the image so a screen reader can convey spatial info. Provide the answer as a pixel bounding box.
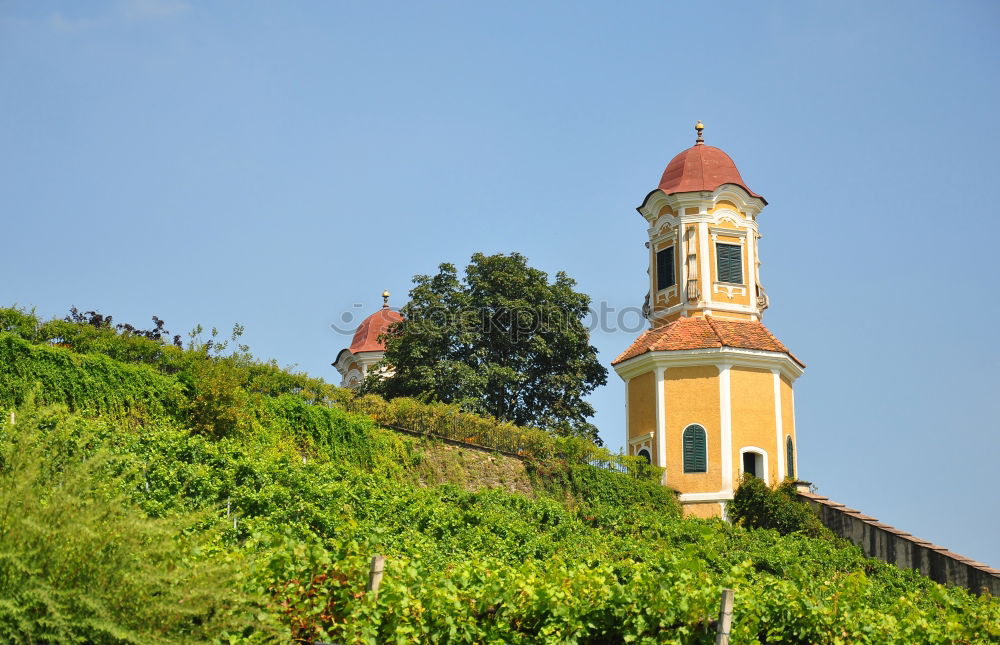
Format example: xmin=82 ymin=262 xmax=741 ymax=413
xmin=367 ymin=555 xmax=386 ymax=600
xmin=715 ymin=588 xmax=734 ymax=645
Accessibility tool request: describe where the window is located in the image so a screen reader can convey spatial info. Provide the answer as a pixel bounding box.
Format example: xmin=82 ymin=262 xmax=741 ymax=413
xmin=682 ymin=424 xmax=707 ymax=473
xmin=715 ymin=243 xmax=743 ymax=284
xmin=656 ymin=246 xmax=675 ymax=291
xmin=637 ymin=448 xmax=652 ymax=465
xmin=741 ymin=449 xmax=765 ymax=481
xmin=786 ymin=436 xmax=794 ymax=480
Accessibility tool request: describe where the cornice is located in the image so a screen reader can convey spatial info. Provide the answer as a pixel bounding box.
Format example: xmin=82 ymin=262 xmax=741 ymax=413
xmin=613 ymin=346 xmax=804 ymax=383
xmin=637 ymin=185 xmax=765 ymax=222
xmin=332 ymin=348 xmax=356 ymax=373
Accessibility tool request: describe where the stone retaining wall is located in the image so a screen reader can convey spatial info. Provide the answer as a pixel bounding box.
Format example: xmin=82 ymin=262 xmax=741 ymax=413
xmin=797 ymin=490 xmax=999 ymax=596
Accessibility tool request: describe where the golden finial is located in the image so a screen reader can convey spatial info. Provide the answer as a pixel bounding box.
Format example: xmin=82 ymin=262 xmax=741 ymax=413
xmin=382 ymin=290 xmax=390 ymax=308
xmin=695 ymin=120 xmax=704 ymax=145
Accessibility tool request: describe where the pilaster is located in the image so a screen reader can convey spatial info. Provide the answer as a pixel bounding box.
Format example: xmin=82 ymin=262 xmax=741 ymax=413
xmin=719 ymin=363 xmax=733 ymax=493
xmin=654 ymin=366 xmax=667 ymax=485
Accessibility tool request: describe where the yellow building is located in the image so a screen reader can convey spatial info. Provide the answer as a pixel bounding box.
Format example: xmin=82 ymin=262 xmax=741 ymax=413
xmin=613 ymin=123 xmax=805 ymax=518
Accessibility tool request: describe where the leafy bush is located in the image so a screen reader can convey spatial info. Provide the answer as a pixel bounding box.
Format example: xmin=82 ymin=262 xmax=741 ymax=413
xmin=0 ymin=333 xmax=184 ymax=420
xmin=0 ymin=408 xmax=263 ymax=643
xmin=185 ymin=354 xmax=256 ymax=436
xmin=728 ymin=474 xmax=828 ymax=537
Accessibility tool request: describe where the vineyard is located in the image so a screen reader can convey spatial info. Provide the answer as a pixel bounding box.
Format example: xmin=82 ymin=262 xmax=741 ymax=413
xmin=0 ymin=307 xmax=996 ymax=643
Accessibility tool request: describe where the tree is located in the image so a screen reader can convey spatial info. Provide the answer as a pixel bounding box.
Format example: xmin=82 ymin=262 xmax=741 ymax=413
xmin=366 ymin=252 xmax=608 ymax=444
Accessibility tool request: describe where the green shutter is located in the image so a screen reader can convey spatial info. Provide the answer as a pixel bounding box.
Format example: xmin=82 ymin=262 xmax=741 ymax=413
xmin=716 ymin=243 xmax=743 ymax=284
xmin=656 ymin=247 xmax=675 ymax=290
xmin=683 ymin=425 xmax=707 ymax=473
xmin=786 ymin=436 xmax=794 ymax=479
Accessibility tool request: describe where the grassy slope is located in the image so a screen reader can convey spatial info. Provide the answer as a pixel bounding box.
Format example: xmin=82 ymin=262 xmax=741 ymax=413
xmin=0 ymin=317 xmax=997 ymax=644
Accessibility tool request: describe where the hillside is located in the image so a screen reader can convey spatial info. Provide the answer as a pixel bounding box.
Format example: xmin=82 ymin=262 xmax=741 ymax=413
xmin=0 ymin=308 xmax=996 ymax=644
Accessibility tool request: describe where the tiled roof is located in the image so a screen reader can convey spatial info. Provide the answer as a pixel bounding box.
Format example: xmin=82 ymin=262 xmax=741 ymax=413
xmin=612 ymin=316 xmax=804 ymax=367
xmin=658 ymin=143 xmax=764 ymax=201
xmin=349 ymin=307 xmax=404 ymax=354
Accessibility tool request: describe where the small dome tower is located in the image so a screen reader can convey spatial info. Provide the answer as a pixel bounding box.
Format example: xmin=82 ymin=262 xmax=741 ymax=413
xmin=639 ymin=121 xmax=769 ymax=324
xmin=333 ymin=290 xmax=403 ymax=387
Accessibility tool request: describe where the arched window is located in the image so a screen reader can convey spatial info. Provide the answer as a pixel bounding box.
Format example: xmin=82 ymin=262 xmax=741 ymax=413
xmin=637 ymin=448 xmax=651 ymax=465
xmin=786 ymin=436 xmax=794 ymax=480
xmin=682 ymin=424 xmax=707 ymax=473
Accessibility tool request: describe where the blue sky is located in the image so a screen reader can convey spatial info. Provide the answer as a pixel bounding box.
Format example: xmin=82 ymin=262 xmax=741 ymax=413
xmin=2 ymin=1 xmax=998 ymax=566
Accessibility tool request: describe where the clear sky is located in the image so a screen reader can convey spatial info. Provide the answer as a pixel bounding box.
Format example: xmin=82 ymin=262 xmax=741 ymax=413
xmin=2 ymin=1 xmax=998 ymax=566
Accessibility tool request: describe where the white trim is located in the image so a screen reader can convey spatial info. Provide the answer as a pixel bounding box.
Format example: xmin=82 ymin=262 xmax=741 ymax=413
xmin=698 ymin=221 xmax=710 ymax=306
xmin=713 ymin=282 xmax=747 ymax=300
xmin=651 ymin=224 xmax=679 ymax=242
xmin=719 ymin=364 xmax=733 ymax=492
xmin=791 ymin=386 xmax=799 ymax=477
xmin=773 ymin=370 xmax=784 ymax=481
xmin=344 ymin=367 xmax=363 ymax=388
xmin=655 ymin=285 xmax=679 ymax=302
xmin=678 ymin=221 xmax=688 ymax=305
xmin=694 ymin=301 xmax=752 ymax=314
xmin=746 ymin=222 xmax=758 ymax=319
xmin=712 ymin=207 xmax=744 ymax=224
xmin=738 ymin=446 xmax=770 ymax=485
xmin=654 ymin=367 xmax=666 ymax=485
xmin=647 ymin=246 xmax=655 ymax=313
xmin=335 ymin=348 xmax=389 ymax=387
xmin=628 ymin=431 xmax=653 ymax=463
xmin=693 ymin=212 xmax=760 ymax=233
xmin=648 ymin=214 xmax=678 ymax=237
xmin=709 ymin=226 xmax=748 ymax=242
xmin=628 ymin=431 xmax=653 ymax=445
xmin=614 ymin=346 xmax=804 ymax=383
xmin=678 ymin=491 xmax=734 ymax=502
xmin=623 ymin=376 xmax=630 ymax=447
xmin=647 ymin=302 xmax=686 ymax=319
xmin=648 ymin=298 xmax=761 ymax=321
xmin=636 ymin=185 xmax=766 ymax=223
xmin=333 ymin=349 xmax=356 ymax=375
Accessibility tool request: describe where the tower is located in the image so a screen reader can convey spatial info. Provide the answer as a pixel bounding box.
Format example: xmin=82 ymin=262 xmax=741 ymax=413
xmin=613 ymin=123 xmax=804 ymax=518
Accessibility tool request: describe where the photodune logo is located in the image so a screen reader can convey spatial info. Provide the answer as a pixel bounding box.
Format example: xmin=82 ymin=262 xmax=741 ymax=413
xmin=330 ymin=303 xmax=386 ymax=336
xmin=587 ymin=301 xmax=646 ymax=336
xmin=329 ymin=301 xmax=647 ymax=339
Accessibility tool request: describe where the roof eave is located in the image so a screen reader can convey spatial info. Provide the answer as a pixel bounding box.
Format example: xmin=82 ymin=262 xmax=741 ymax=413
xmin=613 ymin=346 xmax=804 ymax=382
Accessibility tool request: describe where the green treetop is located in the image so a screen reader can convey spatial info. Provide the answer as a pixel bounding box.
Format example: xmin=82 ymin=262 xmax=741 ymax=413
xmin=365 ymin=252 xmax=608 ymax=443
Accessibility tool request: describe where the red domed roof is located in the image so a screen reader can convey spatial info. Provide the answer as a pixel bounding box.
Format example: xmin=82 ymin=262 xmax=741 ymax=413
xmin=349 ymin=306 xmax=403 ymax=353
xmin=657 ymin=142 xmax=763 ymax=201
